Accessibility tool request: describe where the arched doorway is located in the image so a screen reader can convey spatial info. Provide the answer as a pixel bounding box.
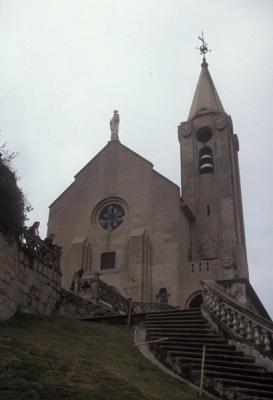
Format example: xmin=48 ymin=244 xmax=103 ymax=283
xmin=186 ymin=291 xmax=203 ymax=308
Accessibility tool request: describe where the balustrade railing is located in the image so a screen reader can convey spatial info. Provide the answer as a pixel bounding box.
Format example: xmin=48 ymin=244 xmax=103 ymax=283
xmin=201 ymin=280 xmax=273 ymax=354
xmin=77 ymin=277 xmax=96 ymax=293
xmin=74 ymin=274 xmax=175 ymax=314
xmin=97 ymin=279 xmax=130 ymax=314
xmin=18 ymin=229 xmax=62 ymax=272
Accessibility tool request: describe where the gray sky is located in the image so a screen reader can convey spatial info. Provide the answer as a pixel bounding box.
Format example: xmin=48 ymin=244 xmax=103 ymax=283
xmin=1 ymin=0 xmax=273 ymax=316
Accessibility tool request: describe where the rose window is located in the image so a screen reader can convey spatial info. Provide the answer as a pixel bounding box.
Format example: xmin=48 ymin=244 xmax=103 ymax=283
xmin=98 ymin=204 xmax=125 ymax=231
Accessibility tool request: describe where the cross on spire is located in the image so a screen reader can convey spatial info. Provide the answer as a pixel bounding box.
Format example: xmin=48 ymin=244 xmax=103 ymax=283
xmin=196 ymin=31 xmax=211 ymax=65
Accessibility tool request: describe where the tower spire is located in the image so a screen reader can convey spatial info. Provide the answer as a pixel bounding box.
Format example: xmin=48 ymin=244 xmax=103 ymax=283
xmin=188 ymin=33 xmax=224 ymax=120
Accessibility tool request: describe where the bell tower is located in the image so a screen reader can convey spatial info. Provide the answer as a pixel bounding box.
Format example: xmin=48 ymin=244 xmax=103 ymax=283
xmin=179 ymin=35 xmax=248 ymax=281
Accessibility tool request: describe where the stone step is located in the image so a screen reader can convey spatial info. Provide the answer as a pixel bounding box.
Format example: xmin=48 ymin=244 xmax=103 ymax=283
xmin=147 ymin=314 xmax=203 ymax=321
xmin=233 ymin=388 xmax=273 ymax=399
xmin=190 ymin=361 xmax=266 ymax=376
xmin=146 ymin=329 xmax=221 ymax=338
xmin=223 ymin=385 xmax=273 ymax=399
xmin=146 ymin=321 xmax=208 ymax=327
xmin=203 ymin=370 xmax=273 ymax=386
xmin=147 ymin=311 xmax=202 ymax=317
xmin=147 ymin=309 xmax=201 ymax=318
xmin=212 ymin=380 xmax=273 ymax=400
xmin=147 ymin=316 xmax=206 ymax=322
xmin=219 ymin=378 xmax=273 ymax=390
xmin=173 ymin=353 xmax=254 ymax=366
xmin=237 ymin=396 xmax=273 ymax=400
xmin=159 ymin=344 xmax=238 ymax=353
xmin=169 ymin=352 xmax=256 ymax=367
xmin=146 ymin=325 xmax=209 ymax=336
xmin=147 ymin=326 xmax=214 ymax=332
xmin=147 ymin=335 xmax=228 ymax=344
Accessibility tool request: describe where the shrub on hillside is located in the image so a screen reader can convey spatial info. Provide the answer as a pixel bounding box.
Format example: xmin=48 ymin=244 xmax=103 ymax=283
xmin=0 ymin=144 xmax=30 ymax=236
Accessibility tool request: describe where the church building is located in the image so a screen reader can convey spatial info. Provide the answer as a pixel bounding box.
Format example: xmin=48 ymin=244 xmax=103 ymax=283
xmin=47 ymin=45 xmax=256 ymax=310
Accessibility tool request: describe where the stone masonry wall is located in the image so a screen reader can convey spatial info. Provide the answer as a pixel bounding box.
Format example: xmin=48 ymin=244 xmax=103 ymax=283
xmin=0 ymin=231 xmax=62 ymax=321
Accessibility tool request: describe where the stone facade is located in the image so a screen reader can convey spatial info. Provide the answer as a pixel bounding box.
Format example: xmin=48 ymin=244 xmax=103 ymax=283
xmin=48 ymin=141 xmax=190 ymax=305
xmin=0 ymin=231 xmax=62 ymax=320
xmin=48 ymin=60 xmax=252 ymax=309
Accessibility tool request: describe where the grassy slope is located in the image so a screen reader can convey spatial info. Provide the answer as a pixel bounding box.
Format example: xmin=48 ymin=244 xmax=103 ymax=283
xmin=0 ymin=315 xmax=199 ymax=400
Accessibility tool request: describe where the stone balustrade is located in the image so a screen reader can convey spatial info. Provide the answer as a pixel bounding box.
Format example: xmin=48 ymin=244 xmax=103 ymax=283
xmin=188 ymin=259 xmax=213 ymax=273
xmin=97 ymin=278 xmax=131 ymax=314
xmin=73 ymin=273 xmax=175 ymax=315
xmin=18 ymin=229 xmax=61 ymax=272
xmin=201 ymin=280 xmax=273 ymax=354
xmin=75 ymin=274 xmax=130 ymax=313
xmin=76 ymin=276 xmax=97 ymax=295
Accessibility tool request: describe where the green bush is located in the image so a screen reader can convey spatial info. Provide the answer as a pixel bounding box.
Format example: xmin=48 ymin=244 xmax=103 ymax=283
xmin=0 ymin=145 xmax=30 ymax=236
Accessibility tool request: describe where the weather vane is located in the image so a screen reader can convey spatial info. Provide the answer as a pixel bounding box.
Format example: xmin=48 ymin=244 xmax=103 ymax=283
xmin=196 ymin=31 xmax=211 ymax=61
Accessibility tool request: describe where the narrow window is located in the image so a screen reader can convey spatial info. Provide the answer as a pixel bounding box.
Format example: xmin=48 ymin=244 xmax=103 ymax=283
xmin=158 ymin=288 xmax=168 ymax=304
xmin=207 ymin=205 xmax=211 ymax=216
xmin=101 ymin=252 xmax=116 ymax=270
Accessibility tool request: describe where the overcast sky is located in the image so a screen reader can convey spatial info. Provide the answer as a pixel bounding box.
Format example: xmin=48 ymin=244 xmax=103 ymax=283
xmin=1 ymin=0 xmax=273 ymax=316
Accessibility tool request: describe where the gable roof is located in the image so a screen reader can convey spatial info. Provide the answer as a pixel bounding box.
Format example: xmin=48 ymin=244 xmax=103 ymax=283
xmin=49 ymin=140 xmax=178 ymax=207
xmin=74 ymin=140 xmax=153 ymax=179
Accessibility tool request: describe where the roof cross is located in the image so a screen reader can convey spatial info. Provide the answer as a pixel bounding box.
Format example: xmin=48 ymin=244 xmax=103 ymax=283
xmin=196 ymin=31 xmax=211 ymax=62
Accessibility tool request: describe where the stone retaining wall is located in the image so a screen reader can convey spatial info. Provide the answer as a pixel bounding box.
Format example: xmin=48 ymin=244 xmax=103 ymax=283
xmin=0 ymin=231 xmax=62 ymax=321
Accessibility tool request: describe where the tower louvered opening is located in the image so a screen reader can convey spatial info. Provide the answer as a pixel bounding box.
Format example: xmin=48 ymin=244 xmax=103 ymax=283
xmin=199 ymin=146 xmax=214 ymax=174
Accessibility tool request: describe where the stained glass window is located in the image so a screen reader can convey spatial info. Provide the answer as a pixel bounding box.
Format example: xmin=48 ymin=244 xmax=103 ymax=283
xmin=98 ymin=204 xmax=125 ymax=231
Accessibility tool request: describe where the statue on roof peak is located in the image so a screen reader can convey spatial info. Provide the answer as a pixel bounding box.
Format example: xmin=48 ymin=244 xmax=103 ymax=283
xmin=110 ymin=110 xmax=120 ymax=141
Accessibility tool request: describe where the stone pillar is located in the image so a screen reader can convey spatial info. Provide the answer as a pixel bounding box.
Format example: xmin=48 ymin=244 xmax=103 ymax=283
xmin=128 ymin=229 xmax=151 ymax=301
xmin=93 ymin=272 xmax=100 ymax=299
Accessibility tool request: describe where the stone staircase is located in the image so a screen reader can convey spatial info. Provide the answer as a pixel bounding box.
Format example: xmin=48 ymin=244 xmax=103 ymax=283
xmin=72 ymin=273 xmax=174 ymax=314
xmin=146 ymin=308 xmax=273 ymax=399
